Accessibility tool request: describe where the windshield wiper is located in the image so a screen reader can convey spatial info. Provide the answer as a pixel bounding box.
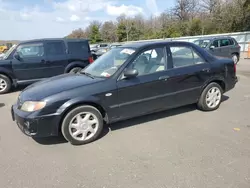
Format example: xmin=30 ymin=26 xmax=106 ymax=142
xmin=80 ymin=71 xmax=95 ymax=79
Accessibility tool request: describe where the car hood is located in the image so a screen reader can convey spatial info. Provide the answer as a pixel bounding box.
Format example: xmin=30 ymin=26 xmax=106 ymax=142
xmin=20 ymin=73 xmax=104 ymax=101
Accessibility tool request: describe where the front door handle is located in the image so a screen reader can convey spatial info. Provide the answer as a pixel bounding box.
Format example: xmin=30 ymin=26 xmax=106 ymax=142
xmin=159 ymin=75 xmax=170 ymax=81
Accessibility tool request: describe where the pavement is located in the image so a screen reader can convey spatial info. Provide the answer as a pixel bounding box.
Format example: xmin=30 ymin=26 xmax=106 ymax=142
xmin=0 ymin=60 xmax=250 ymax=188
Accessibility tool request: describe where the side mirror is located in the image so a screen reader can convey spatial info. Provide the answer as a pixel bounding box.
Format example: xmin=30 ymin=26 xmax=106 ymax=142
xmin=14 ymin=52 xmax=21 ymax=60
xmin=124 ymin=68 xmax=138 ymax=78
xmin=210 ymin=45 xmax=215 ymax=50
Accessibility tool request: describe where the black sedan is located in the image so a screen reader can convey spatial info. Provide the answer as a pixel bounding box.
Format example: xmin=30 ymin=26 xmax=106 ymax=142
xmin=11 ymin=41 xmax=238 ymax=145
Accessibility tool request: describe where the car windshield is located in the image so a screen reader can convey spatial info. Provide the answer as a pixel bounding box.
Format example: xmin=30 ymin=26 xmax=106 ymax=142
xmin=2 ymin=44 xmax=17 ymax=59
xmin=82 ymin=47 xmax=136 ymax=78
xmin=194 ymin=39 xmax=211 ymax=48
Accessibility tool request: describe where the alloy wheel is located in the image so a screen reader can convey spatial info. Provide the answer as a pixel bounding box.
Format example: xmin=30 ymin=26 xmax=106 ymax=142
xmin=68 ymin=112 xmax=99 ymax=141
xmin=205 ymin=87 xmax=222 ymax=109
xmin=0 ymin=78 xmax=7 ymax=92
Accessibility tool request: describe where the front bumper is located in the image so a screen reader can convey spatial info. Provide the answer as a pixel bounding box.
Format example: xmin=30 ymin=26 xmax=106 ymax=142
xmin=11 ymin=104 xmax=61 ymax=138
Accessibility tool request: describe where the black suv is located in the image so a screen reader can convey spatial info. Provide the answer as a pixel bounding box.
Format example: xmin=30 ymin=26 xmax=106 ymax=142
xmin=11 ymin=41 xmax=237 ymax=145
xmin=0 ymin=38 xmax=93 ymax=94
xmin=194 ymin=37 xmax=241 ymax=64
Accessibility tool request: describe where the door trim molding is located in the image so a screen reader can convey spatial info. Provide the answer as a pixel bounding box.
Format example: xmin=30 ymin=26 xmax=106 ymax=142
xmin=110 ymin=86 xmax=201 ymax=109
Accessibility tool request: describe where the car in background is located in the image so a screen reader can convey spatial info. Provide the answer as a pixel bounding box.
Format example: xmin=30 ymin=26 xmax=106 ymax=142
xmin=0 ymin=44 xmax=17 ymax=60
xmin=11 ymin=41 xmax=237 ymax=145
xmin=109 ymin=43 xmax=122 ymax=49
xmin=93 ymin=43 xmax=123 ymax=60
xmin=0 ymin=38 xmax=93 ymax=94
xmin=90 ymin=43 xmax=110 ymax=53
xmin=193 ymin=37 xmax=241 ymax=64
xmin=0 ymin=53 xmax=5 ymax=59
xmin=91 ymin=43 xmax=111 ymax=60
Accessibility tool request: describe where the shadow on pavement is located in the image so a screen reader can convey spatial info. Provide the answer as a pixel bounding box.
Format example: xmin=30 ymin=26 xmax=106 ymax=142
xmin=0 ymin=103 xmax=5 ymax=108
xmin=33 ymin=95 xmax=229 ymax=145
xmin=33 ymin=136 xmax=67 ymax=145
xmin=33 ymin=126 xmax=110 ymax=146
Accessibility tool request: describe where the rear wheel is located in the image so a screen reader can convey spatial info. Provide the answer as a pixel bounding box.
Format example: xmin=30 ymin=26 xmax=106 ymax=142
xmin=69 ymin=67 xmax=82 ymax=74
xmin=61 ymin=105 xmax=104 ymax=145
xmin=0 ymin=74 xmax=12 ymax=94
xmin=232 ymin=54 xmax=239 ymax=64
xmin=197 ymin=82 xmax=223 ymax=111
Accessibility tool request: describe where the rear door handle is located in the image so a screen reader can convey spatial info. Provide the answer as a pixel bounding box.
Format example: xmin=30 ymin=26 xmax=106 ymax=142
xmin=41 ymin=60 xmax=50 ymax=64
xmin=202 ymin=68 xmax=210 ymax=72
xmin=159 ymin=75 xmax=170 ymax=81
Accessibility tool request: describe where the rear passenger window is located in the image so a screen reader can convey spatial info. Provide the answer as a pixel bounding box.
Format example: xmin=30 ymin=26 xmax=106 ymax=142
xmin=46 ymin=41 xmax=65 ymax=56
xmin=170 ymin=46 xmax=205 ymax=68
xmin=220 ymin=39 xmax=230 ymax=47
xmin=68 ymin=41 xmax=89 ymax=55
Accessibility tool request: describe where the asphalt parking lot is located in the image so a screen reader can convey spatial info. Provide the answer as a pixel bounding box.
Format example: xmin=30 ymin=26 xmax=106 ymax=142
xmin=0 ymin=60 xmax=250 ymax=188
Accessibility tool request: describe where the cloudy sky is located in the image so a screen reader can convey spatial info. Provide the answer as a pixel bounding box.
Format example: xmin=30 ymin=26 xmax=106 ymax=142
xmin=0 ymin=0 xmax=175 ymax=40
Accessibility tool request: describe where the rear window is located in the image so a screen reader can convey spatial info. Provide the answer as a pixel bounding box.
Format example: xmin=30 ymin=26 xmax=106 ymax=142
xmin=67 ymin=41 xmax=90 ymax=55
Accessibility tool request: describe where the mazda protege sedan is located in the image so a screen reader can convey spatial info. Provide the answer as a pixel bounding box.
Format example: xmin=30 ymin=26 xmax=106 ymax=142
xmin=11 ymin=41 xmax=238 ymax=145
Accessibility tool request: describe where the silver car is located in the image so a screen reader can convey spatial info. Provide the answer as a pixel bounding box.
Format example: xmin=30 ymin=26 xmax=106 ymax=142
xmin=194 ymin=37 xmax=241 ymax=64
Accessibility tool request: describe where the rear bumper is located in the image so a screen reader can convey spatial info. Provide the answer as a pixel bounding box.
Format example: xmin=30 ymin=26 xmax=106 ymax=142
xmin=225 ymin=76 xmax=238 ymax=92
xmin=11 ymin=104 xmax=61 ymax=138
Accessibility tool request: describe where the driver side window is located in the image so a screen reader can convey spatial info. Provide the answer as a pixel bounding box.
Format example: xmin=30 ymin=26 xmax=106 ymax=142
xmin=128 ymin=47 xmax=166 ymax=76
xmin=211 ymin=40 xmax=219 ymax=48
xmin=16 ymin=43 xmax=45 ymax=58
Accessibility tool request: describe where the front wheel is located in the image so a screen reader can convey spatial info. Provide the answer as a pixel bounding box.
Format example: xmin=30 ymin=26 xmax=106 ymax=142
xmin=61 ymin=105 xmax=104 ymax=145
xmin=197 ymin=83 xmax=223 ymax=111
xmin=0 ymin=74 xmax=12 ymax=94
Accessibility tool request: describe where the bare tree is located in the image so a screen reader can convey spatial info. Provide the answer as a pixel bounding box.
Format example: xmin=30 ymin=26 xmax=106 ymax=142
xmin=172 ymin=0 xmax=199 ymax=21
xmin=200 ymin=0 xmax=219 ymax=13
xmin=101 ymin=21 xmax=117 ymax=42
xmin=67 ymin=28 xmax=88 ymax=39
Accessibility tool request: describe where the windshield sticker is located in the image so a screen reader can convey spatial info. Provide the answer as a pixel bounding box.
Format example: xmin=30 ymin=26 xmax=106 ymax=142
xmin=101 ymin=72 xmax=111 ymax=77
xmin=120 ymin=48 xmax=135 ymax=55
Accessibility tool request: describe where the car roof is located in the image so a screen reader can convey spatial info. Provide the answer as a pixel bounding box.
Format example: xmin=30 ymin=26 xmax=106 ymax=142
xmin=20 ymin=38 xmax=89 ymax=44
xmin=195 ymin=36 xmax=235 ymax=41
xmin=121 ymin=40 xmax=194 ymax=49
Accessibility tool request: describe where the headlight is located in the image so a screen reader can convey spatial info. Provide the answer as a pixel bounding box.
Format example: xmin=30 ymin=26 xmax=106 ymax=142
xmin=20 ymin=101 xmax=46 ymax=112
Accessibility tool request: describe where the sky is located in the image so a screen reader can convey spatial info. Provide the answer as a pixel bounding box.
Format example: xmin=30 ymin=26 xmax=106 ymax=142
xmin=0 ymin=0 xmax=175 ymax=40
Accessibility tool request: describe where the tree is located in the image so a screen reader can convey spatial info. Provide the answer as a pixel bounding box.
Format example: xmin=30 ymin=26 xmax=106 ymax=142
xmin=101 ymin=21 xmax=117 ymax=42
xmin=172 ymin=0 xmax=198 ymax=21
xmin=88 ymin=21 xmax=102 ymax=44
xmin=66 ymin=0 xmax=250 ymax=42
xmin=66 ymin=28 xmax=88 ymax=39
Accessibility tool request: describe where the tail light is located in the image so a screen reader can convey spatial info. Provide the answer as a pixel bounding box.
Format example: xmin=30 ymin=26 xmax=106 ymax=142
xmin=88 ymin=56 xmax=94 ymax=63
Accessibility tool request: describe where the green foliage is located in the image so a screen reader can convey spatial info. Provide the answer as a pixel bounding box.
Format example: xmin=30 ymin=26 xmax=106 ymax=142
xmin=116 ymin=22 xmax=127 ymax=42
xmin=66 ymin=0 xmax=250 ymax=42
xmin=89 ymin=25 xmax=102 ymax=44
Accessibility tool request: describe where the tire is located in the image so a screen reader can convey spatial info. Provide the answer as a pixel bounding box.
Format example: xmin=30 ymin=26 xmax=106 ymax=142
xmin=0 ymin=74 xmax=12 ymax=94
xmin=232 ymin=53 xmax=239 ymax=64
xmin=61 ymin=105 xmax=104 ymax=145
xmin=69 ymin=67 xmax=82 ymax=74
xmin=197 ymin=82 xmax=223 ymax=111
